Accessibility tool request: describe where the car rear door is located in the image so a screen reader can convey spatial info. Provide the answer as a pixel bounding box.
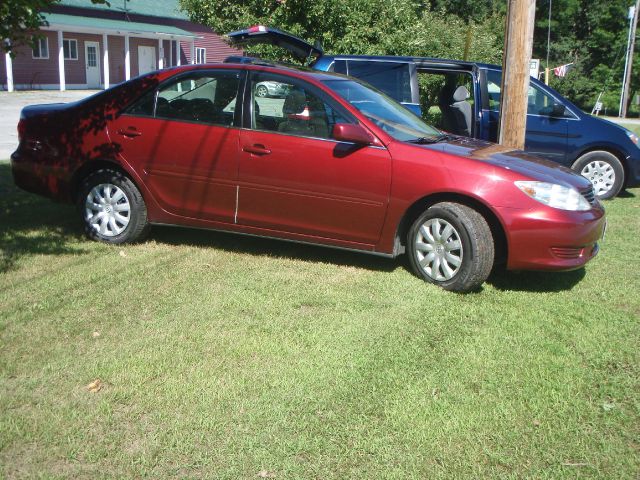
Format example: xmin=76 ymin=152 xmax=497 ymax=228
xmin=237 ymin=71 xmax=392 ymax=246
xmin=108 ymin=69 xmax=242 ymax=222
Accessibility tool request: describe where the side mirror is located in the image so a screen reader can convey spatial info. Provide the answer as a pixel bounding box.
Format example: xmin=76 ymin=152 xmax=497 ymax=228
xmin=332 ymin=123 xmax=374 ymax=145
xmin=551 ymin=102 xmax=566 ymax=117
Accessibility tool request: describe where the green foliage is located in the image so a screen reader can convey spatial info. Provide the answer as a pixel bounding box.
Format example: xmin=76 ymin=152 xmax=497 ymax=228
xmin=179 ymin=0 xmax=502 ymax=64
xmin=1 ymin=0 xmax=56 ymax=54
xmin=1 ymin=0 xmax=106 ymax=55
xmin=534 ymin=0 xmax=639 ymax=116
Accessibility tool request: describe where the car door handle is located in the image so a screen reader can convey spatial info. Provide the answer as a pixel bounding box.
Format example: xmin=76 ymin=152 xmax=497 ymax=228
xmin=242 ymin=144 xmax=271 ymax=156
xmin=117 ymin=127 xmax=142 ymax=138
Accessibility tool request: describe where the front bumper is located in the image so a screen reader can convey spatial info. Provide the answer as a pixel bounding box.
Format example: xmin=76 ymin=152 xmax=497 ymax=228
xmin=625 ymin=151 xmax=640 ymax=188
xmin=497 ymin=204 xmax=606 ymax=271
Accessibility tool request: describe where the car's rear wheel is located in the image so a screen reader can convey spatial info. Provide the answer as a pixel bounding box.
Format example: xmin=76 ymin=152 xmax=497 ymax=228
xmin=255 ymin=85 xmax=268 ymax=97
xmin=78 ymin=169 xmax=149 ymax=243
xmin=572 ymin=151 xmax=624 ymax=200
xmin=407 ymin=202 xmax=494 ymax=292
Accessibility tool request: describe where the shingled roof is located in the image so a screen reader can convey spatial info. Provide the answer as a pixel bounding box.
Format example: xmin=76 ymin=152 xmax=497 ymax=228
xmin=56 ymin=0 xmax=189 ymax=21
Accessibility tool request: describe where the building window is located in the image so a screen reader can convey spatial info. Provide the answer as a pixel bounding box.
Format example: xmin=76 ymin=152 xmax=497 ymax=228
xmin=32 ymin=37 xmax=49 ymax=59
xmin=196 ymin=47 xmax=206 ymax=64
xmin=63 ymin=39 xmax=78 ymax=60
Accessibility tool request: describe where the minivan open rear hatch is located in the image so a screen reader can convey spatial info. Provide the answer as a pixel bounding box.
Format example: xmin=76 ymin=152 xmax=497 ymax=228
xmin=225 ymin=26 xmax=323 ymax=63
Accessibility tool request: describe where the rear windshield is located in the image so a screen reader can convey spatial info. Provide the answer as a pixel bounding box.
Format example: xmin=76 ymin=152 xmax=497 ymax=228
xmin=323 ymin=79 xmax=440 ymax=142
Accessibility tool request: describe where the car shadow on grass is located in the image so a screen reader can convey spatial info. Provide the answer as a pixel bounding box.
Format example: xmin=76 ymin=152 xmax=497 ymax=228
xmin=617 ymin=189 xmax=636 ymax=199
xmin=0 ymin=163 xmax=88 ymax=273
xmin=151 ymin=225 xmax=400 ymax=273
xmin=487 ymin=267 xmax=586 ymax=292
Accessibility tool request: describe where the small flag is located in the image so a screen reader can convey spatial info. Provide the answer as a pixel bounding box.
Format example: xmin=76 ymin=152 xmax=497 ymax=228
xmin=553 ymin=63 xmax=574 ymax=78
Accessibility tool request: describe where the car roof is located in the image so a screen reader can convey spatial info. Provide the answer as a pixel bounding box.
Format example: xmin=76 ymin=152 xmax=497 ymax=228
xmin=318 ymin=54 xmax=496 ymax=71
xmin=160 ymin=62 xmax=351 ymax=82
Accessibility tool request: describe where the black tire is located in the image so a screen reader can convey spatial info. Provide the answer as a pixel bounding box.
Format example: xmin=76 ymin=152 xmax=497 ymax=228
xmin=78 ymin=169 xmax=149 ymax=244
xmin=407 ymin=202 xmax=494 ymax=292
xmin=571 ymin=150 xmax=624 ymax=200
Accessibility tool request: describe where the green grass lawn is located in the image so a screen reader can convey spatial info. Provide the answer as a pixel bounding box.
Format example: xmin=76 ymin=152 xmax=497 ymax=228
xmin=1 ymin=161 xmax=639 ymax=478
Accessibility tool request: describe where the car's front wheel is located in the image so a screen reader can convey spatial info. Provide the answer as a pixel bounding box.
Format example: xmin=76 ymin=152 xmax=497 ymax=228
xmin=78 ymin=169 xmax=149 ymax=243
xmin=572 ymin=150 xmax=624 ymax=200
xmin=407 ymin=202 xmax=494 ymax=292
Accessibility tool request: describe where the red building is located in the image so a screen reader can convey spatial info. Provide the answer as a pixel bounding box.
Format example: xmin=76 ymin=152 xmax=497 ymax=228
xmin=1 ymin=0 xmax=241 ymax=91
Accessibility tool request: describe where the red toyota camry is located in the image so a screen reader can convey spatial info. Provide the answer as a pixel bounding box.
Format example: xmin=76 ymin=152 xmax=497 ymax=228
xmin=11 ymin=63 xmax=606 ymax=291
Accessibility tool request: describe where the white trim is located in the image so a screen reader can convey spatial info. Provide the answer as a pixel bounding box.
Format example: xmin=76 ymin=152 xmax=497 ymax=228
xmin=158 ymin=38 xmax=164 ymax=69
xmin=190 ymin=40 xmax=195 ymax=65
xmin=32 ymin=37 xmax=49 ymax=59
xmin=124 ymin=35 xmax=131 ymax=80
xmin=63 ymin=38 xmax=78 ymax=60
xmin=195 ymin=47 xmax=206 ymax=64
xmin=5 ymin=49 xmax=14 ymax=92
xmin=102 ymin=33 xmax=109 ymax=89
xmin=41 ymin=23 xmax=198 ymax=40
xmin=57 ymin=31 xmax=66 ymax=91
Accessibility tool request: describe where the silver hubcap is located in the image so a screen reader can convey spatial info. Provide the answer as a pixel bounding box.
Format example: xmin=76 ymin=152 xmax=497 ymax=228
xmin=85 ymin=183 xmax=131 ymax=237
xmin=581 ymin=160 xmax=615 ymax=197
xmin=415 ymin=218 xmax=463 ymax=281
xmin=256 ymin=86 xmax=267 ymax=97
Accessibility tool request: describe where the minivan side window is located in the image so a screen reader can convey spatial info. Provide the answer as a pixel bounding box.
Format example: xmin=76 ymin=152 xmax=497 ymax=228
xmin=335 ymin=60 xmax=413 ymax=104
xmin=486 ymin=70 xmax=573 ymax=118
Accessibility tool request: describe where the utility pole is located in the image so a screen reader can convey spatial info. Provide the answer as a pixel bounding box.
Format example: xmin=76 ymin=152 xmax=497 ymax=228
xmin=620 ymin=0 xmax=639 ymax=118
xmin=545 ymin=0 xmax=552 ymax=85
xmin=499 ymin=0 xmax=537 ymax=150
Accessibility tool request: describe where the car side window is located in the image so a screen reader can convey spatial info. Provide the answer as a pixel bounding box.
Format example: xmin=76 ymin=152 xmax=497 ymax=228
xmin=125 ymin=70 xmax=240 ymax=127
xmin=250 ymin=73 xmax=352 ymax=140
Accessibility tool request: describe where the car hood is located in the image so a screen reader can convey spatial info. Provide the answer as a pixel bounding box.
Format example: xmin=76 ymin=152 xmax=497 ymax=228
xmin=430 ymin=136 xmax=592 ymax=189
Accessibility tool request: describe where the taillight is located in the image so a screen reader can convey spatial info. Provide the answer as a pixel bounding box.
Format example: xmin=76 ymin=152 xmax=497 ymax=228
xmin=17 ymin=118 xmax=26 ymax=142
xmin=248 ymin=25 xmax=267 ymax=33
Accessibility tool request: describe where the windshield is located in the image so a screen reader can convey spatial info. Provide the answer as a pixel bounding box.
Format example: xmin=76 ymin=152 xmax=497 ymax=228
xmin=322 ymin=79 xmax=441 ymax=142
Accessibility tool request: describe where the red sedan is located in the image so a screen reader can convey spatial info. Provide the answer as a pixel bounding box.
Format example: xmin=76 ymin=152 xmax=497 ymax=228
xmin=11 ymin=63 xmax=606 ymax=291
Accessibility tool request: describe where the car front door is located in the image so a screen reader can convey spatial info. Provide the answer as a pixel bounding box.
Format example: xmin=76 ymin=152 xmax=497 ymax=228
xmin=109 ymin=69 xmax=242 ymax=222
xmin=237 ymin=72 xmax=392 ymax=246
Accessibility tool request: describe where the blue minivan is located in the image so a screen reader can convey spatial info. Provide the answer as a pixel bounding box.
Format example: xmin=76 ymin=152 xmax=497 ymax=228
xmin=227 ymin=26 xmax=640 ymax=199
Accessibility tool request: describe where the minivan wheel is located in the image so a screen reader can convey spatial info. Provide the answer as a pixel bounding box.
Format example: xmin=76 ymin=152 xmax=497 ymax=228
xmin=407 ymin=202 xmax=494 ymax=292
xmin=78 ymin=169 xmax=149 ymax=244
xmin=572 ymin=151 xmax=624 ymax=200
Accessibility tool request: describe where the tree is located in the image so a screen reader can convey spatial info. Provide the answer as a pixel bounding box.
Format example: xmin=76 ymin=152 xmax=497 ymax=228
xmin=179 ymin=0 xmax=501 ymax=63
xmin=1 ymin=0 xmax=105 ymax=55
xmin=533 ymin=0 xmax=638 ymax=116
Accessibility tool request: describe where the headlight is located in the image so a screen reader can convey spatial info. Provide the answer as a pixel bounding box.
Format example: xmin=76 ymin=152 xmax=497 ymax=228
xmin=515 ymin=181 xmax=591 ymax=211
xmin=625 ymin=130 xmax=639 ymax=147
